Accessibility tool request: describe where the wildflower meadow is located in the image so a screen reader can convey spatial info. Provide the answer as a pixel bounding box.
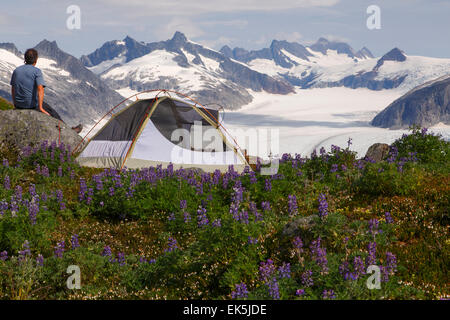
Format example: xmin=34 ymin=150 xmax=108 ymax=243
xmin=0 ymin=127 xmax=448 ymax=300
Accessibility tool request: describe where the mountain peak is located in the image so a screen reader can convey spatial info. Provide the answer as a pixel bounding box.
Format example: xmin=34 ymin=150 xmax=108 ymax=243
xmin=383 ymin=48 xmax=407 ymax=61
xmin=35 ymin=39 xmax=59 ymax=51
xmin=171 ymin=31 xmax=188 ymax=43
xmin=0 ymin=42 xmax=21 ymax=56
xmin=374 ymin=47 xmax=407 ymax=71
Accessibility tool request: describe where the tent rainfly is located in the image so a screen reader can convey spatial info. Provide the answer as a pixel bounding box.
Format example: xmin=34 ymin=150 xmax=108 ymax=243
xmin=76 ymin=95 xmax=249 ymax=172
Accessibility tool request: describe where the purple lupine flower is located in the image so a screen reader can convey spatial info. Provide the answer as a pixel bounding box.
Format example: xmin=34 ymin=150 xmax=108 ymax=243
xmin=341 ymin=164 xmax=347 ymax=172
xmin=29 ymin=184 xmax=37 ymax=197
xmin=261 ymin=201 xmax=271 ymax=213
xmin=247 ymin=236 xmax=258 ymax=245
xmin=301 ymin=270 xmax=313 ymax=287
xmin=197 ymin=207 xmax=209 ymax=227
xmin=249 ymin=171 xmax=257 ymax=184
xmin=347 ymin=137 xmax=353 ymax=148
xmin=165 ymin=237 xmax=179 ymax=252
xmin=278 ymin=262 xmax=291 ymax=279
xmin=268 ymin=278 xmax=280 ymax=300
xmin=293 ymin=237 xmax=303 ymax=253
xmin=288 ymin=195 xmax=298 ymax=216
xmin=339 ymin=260 xmax=351 ymax=280
xmin=102 ymin=246 xmax=112 ymax=257
xmin=19 ymin=240 xmax=31 ymax=260
xmin=2 ymin=159 xmax=9 ymax=167
xmin=230 ymin=202 xmax=239 ymax=221
xmin=421 ymin=128 xmax=428 ymax=137
xmin=54 ymin=240 xmax=65 ymax=258
xmin=331 ymin=164 xmax=338 ymax=173
xmin=116 ymin=252 xmax=126 ymax=266
xmin=352 ymin=256 xmax=366 ymax=279
xmin=28 ymin=200 xmax=39 ymax=225
xmin=368 ymin=218 xmax=379 ymax=235
xmin=0 ymin=251 xmax=8 ymax=261
xmin=36 ymin=254 xmax=44 ymax=266
xmin=380 ymin=265 xmax=390 ymax=282
xmin=168 ymin=213 xmax=176 ymax=221
xmin=86 ymin=188 xmax=93 ymax=205
xmin=310 ymin=237 xmax=328 ymax=273
xmin=231 ymin=283 xmax=249 ymax=299
xmin=366 ymin=241 xmax=377 ymax=266
xmin=183 ymin=212 xmax=191 ymax=223
xmin=109 ymin=186 xmax=115 ymax=197
xmin=3 ymin=175 xmax=10 ymax=190
xmin=15 ymin=185 xmax=23 ymax=202
xmin=318 ymin=193 xmax=328 ymax=218
xmin=239 ymin=210 xmax=249 ymax=224
xmin=385 ymin=252 xmax=397 ymax=274
xmin=322 ymin=289 xmax=336 ymax=300
xmin=385 ymin=212 xmax=393 ymax=224
xmin=259 ymin=259 xmax=276 ymax=283
xmin=41 ymin=166 xmax=49 ymax=177
xmin=212 ymin=219 xmax=222 ymax=227
xmin=264 ymin=178 xmax=272 ymax=192
xmin=296 ymin=289 xmax=305 ymax=296
xmin=78 ymin=178 xmax=87 ymax=201
xmin=180 ymin=200 xmax=187 ymax=210
xmin=71 ymin=234 xmax=80 ymax=250
xmin=57 ymin=166 xmax=63 ymax=177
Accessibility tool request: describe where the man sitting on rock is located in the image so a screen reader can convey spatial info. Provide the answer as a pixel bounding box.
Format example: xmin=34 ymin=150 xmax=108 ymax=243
xmin=10 ymin=48 xmax=82 ymax=133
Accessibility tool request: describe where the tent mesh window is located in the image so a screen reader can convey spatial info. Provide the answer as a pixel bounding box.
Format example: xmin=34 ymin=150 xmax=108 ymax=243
xmin=93 ymin=99 xmax=155 ymax=141
xmin=151 ymin=99 xmax=227 ymax=152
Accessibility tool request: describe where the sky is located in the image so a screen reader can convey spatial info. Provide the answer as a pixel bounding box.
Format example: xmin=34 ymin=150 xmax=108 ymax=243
xmin=0 ymin=0 xmax=449 ymax=58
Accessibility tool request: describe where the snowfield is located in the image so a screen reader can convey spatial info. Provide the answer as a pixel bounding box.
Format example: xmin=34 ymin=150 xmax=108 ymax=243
xmin=223 ymin=87 xmax=450 ymax=159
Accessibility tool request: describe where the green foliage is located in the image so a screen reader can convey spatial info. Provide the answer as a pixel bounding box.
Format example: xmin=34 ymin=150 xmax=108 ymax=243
xmin=392 ymin=125 xmax=450 ymax=165
xmin=0 ymin=97 xmax=13 ymax=111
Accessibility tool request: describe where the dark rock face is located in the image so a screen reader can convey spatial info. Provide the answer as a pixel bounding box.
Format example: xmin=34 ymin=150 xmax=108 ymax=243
xmin=372 ymin=76 xmax=450 ymax=128
xmin=365 ymin=143 xmax=390 ymax=162
xmin=373 ymin=48 xmax=407 ymax=71
xmin=0 ymin=43 xmax=21 ymax=56
xmin=0 ymin=110 xmax=85 ymax=151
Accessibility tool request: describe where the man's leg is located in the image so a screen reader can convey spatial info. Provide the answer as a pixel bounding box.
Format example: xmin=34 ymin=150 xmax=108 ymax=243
xmin=42 ymin=101 xmax=63 ymax=121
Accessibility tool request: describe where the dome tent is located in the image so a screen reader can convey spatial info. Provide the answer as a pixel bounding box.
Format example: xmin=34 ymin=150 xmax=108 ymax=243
xmin=75 ymin=91 xmax=249 ymax=172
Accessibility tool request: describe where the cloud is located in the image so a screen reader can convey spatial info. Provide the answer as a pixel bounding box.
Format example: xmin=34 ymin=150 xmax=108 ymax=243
xmin=200 ymin=36 xmax=236 ymax=50
xmin=154 ymin=17 xmax=206 ymax=40
xmin=96 ymin=0 xmax=340 ymax=16
xmin=273 ymin=31 xmax=303 ymax=42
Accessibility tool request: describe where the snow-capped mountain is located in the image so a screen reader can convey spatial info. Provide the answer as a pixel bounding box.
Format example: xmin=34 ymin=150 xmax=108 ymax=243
xmin=0 ymin=40 xmax=123 ymax=127
xmin=222 ymin=38 xmax=450 ymax=93
xmin=82 ymin=32 xmax=294 ymax=109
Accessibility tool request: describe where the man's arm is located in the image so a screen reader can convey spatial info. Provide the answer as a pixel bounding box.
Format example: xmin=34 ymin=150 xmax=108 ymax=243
xmin=11 ymin=87 xmax=16 ymax=106
xmin=37 ymin=85 xmax=50 ymax=116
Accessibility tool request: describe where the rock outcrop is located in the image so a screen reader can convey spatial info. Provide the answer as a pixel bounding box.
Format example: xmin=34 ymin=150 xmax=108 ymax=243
xmin=371 ymin=75 xmax=450 ymax=128
xmin=365 ymin=143 xmax=390 ymax=162
xmin=0 ymin=109 xmax=85 ymax=151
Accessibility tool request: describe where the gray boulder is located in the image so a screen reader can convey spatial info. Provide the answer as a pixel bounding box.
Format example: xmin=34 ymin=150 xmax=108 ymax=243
xmin=0 ymin=109 xmax=85 ymax=151
xmin=282 ymin=215 xmax=317 ymax=246
xmin=365 ymin=143 xmax=390 ymax=162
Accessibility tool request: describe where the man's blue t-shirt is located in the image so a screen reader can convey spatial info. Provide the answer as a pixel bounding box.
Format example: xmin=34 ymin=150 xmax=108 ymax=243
xmin=10 ymin=64 xmax=46 ymax=109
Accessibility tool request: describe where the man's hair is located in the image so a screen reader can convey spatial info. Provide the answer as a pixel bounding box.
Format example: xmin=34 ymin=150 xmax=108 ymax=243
xmin=24 ymin=49 xmax=38 ymax=65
